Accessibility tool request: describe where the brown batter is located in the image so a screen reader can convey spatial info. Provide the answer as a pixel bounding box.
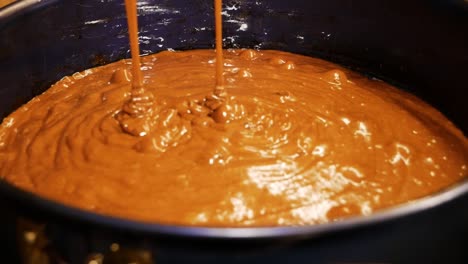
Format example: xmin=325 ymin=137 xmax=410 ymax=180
xmin=0 ymin=48 xmax=466 ymax=226
xmin=0 ymin=0 xmax=467 ymax=226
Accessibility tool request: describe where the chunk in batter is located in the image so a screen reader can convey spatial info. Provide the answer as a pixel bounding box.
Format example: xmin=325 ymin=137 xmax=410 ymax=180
xmin=0 ymin=49 xmax=466 ymax=226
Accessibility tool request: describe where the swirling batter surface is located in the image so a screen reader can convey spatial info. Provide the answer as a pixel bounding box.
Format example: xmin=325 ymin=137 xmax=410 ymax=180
xmin=0 ymin=49 xmax=466 ymax=226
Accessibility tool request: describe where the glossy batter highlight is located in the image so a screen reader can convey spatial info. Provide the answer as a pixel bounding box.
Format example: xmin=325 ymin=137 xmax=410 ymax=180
xmin=0 ymin=49 xmax=466 ymax=226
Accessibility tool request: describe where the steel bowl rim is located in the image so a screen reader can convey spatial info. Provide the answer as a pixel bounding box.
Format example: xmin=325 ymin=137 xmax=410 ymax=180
xmin=1 ymin=178 xmax=468 ymax=240
xmin=0 ymin=0 xmax=60 ymax=28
